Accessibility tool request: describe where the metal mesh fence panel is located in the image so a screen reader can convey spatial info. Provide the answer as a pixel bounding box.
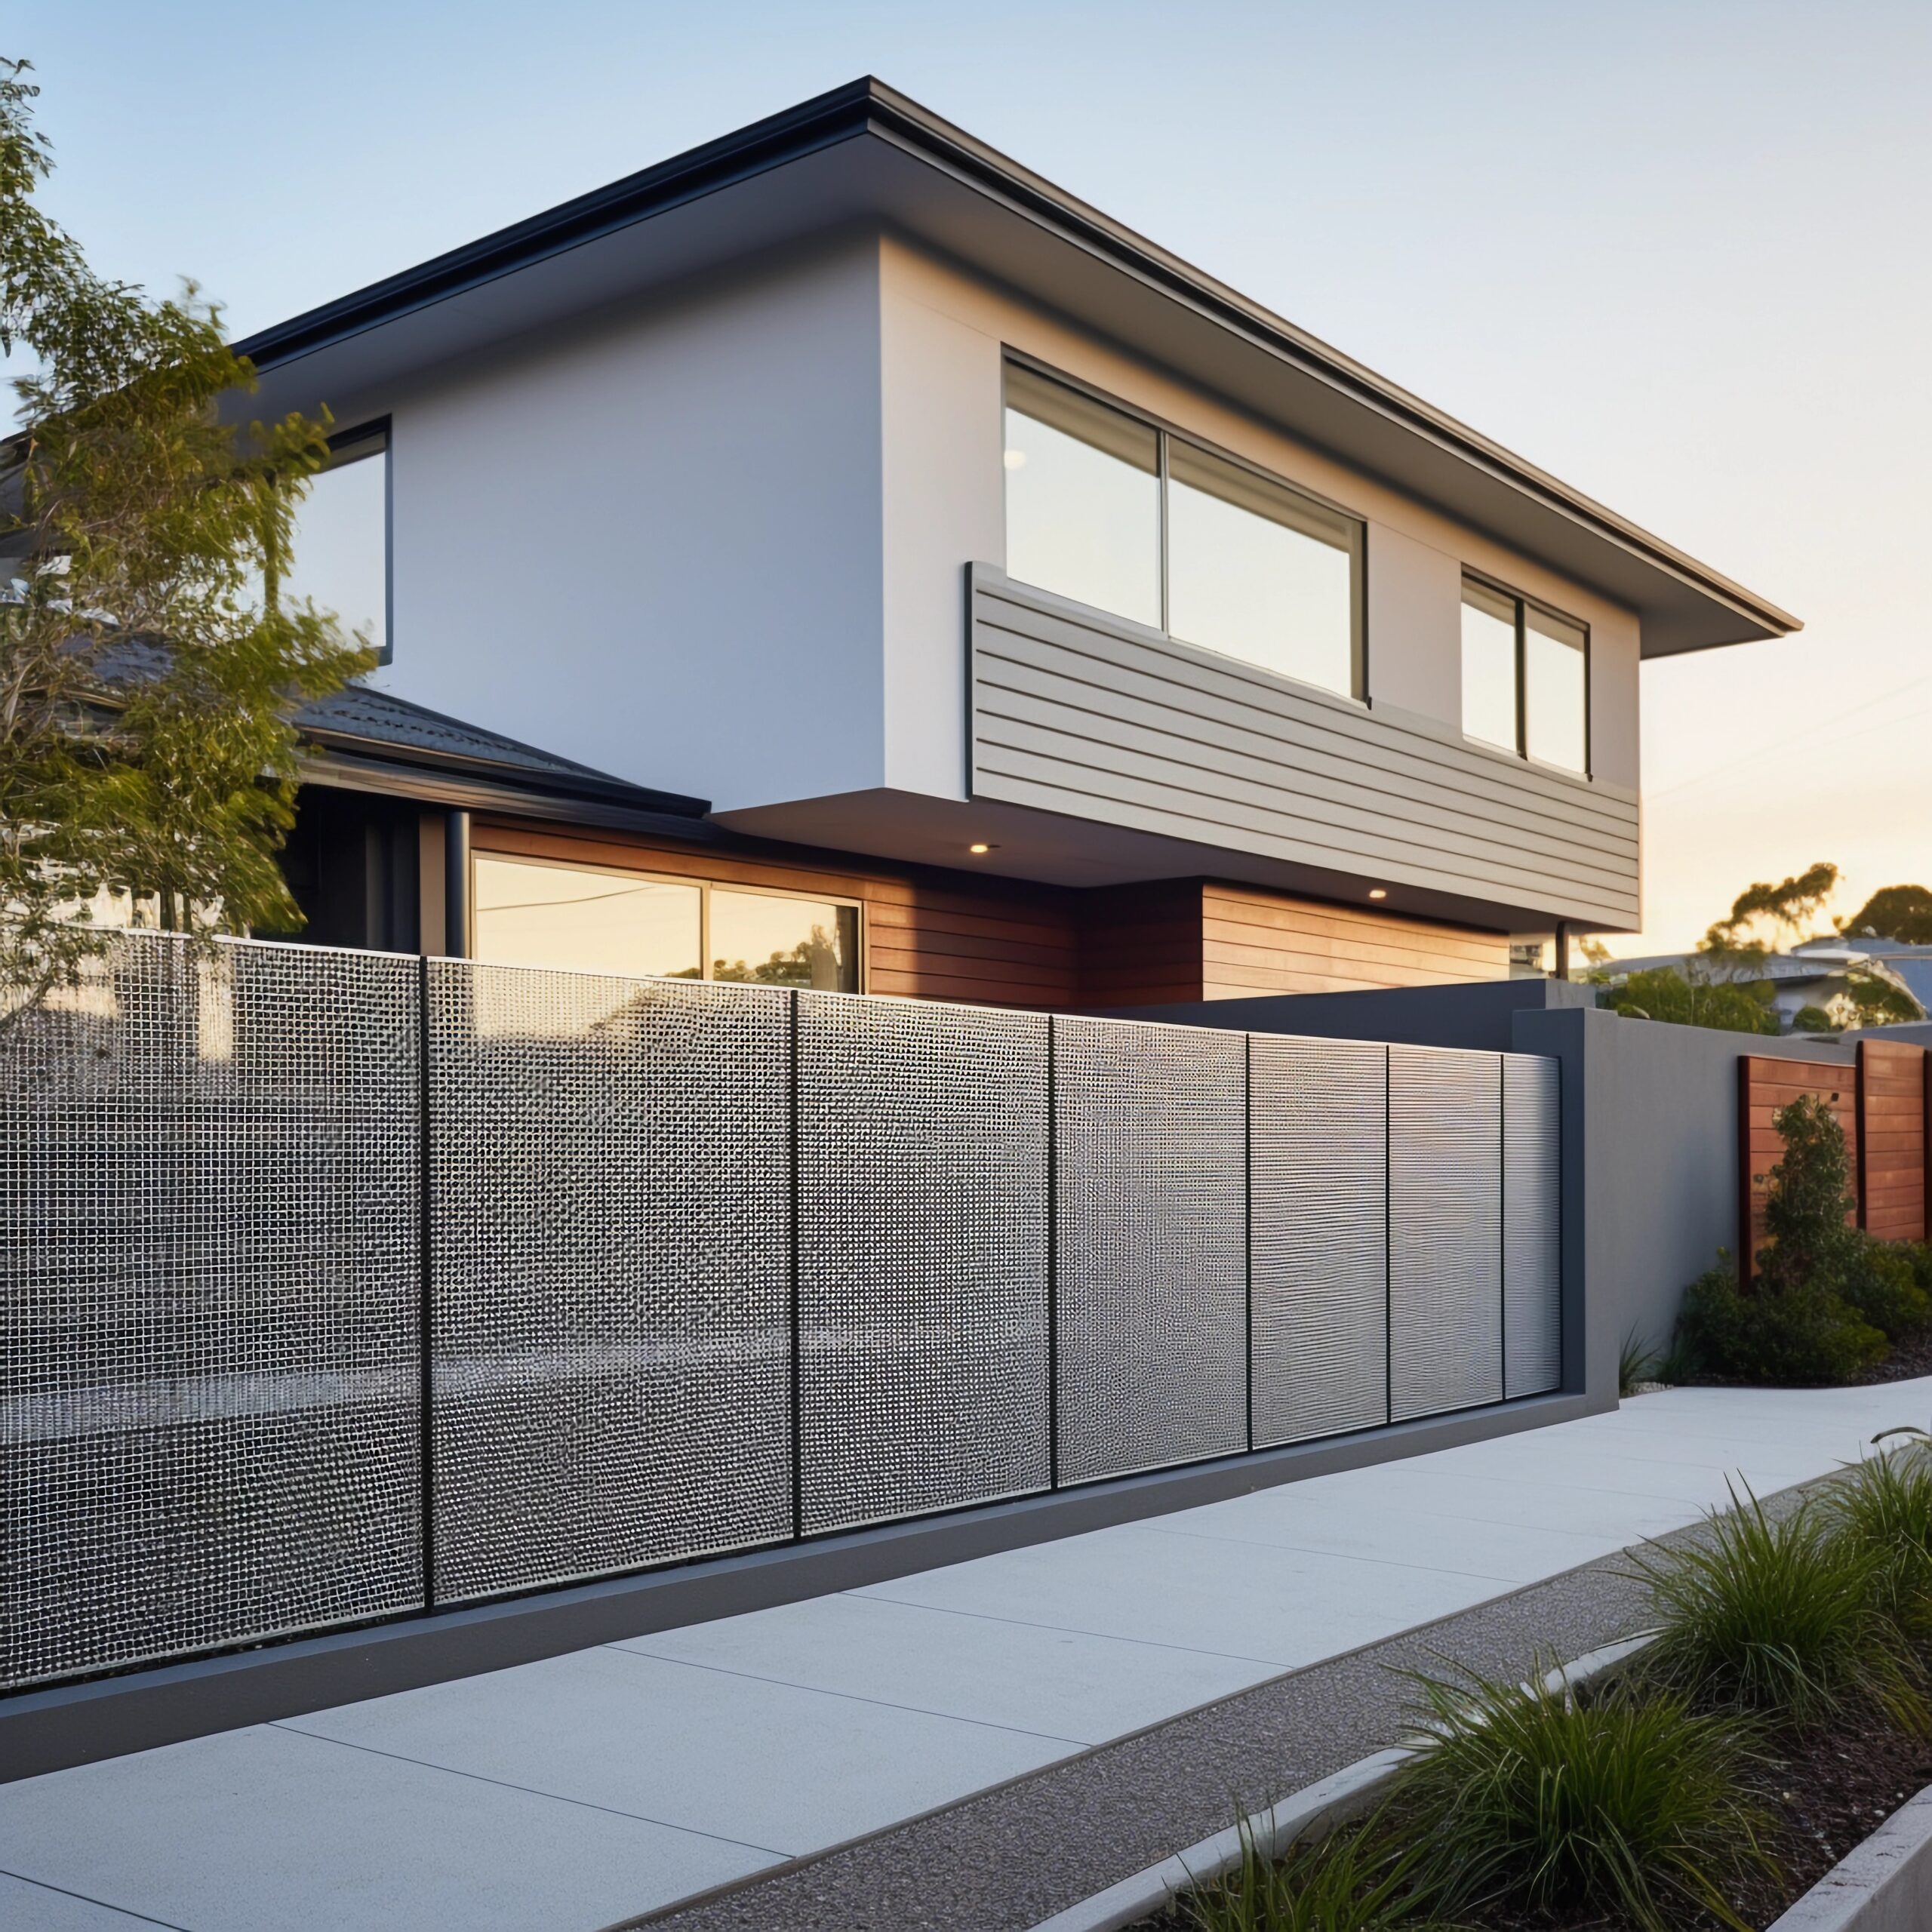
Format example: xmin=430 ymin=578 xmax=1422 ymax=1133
xmin=426 ymin=965 xmax=791 ymax=1601
xmin=797 ymin=995 xmax=1049 ymax=1534
xmin=2 ymin=934 xmax=422 ymax=1688
xmin=1054 ymin=1017 xmax=1247 ymax=1483
xmin=1389 ymin=1045 xmax=1503 ymax=1421
xmin=1251 ymin=1035 xmax=1389 ymax=1447
xmin=1503 ymin=1054 xmax=1562 ymax=1398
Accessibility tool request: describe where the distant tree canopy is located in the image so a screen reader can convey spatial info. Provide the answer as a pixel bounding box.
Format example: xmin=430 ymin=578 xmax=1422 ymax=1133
xmin=1841 ymin=884 xmax=1932 ymax=946
xmin=1699 ymin=860 xmax=1839 ymax=974
xmin=1598 ymin=965 xmax=1780 ymax=1035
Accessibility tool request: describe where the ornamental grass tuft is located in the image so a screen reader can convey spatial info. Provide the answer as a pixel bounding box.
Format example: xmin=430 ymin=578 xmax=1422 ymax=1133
xmin=1826 ymin=1443 xmax=1932 ymax=1636
xmin=1387 ymin=1667 xmax=1775 ymax=1932
xmin=1631 ymin=1482 xmax=1928 ymax=1732
xmin=1177 ymin=1811 xmax=1441 ymax=1932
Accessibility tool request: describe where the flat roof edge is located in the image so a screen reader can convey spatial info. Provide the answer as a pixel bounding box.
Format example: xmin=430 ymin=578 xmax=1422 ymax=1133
xmin=236 ymin=76 xmax=1800 ymax=644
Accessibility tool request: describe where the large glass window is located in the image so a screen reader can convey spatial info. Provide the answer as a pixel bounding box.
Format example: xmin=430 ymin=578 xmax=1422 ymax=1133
xmin=1524 ymin=605 xmax=1589 ymax=774
xmin=1002 ymin=362 xmax=1362 ymax=697
xmin=473 ymin=857 xmax=701 ymax=979
xmin=1003 ymin=365 xmax=1161 ymax=628
xmin=1167 ymin=441 xmax=1356 ymax=694
xmin=1460 ymin=575 xmax=1589 ymax=774
xmin=471 ymin=857 xmax=861 ymax=992
xmin=711 ymin=889 xmax=857 ymax=991
xmin=279 ymin=423 xmax=389 ymax=661
xmin=1460 ymin=579 xmax=1520 ymax=753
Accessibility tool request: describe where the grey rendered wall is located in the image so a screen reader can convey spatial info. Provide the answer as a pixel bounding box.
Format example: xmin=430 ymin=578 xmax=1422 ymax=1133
xmin=1117 ymin=977 xmax=1595 ymax=1052
xmin=1512 ymin=1006 xmax=1852 ymax=1378
xmin=360 ymin=237 xmax=889 ymax=810
xmin=1139 ymin=982 xmax=1857 ymax=1400
xmin=970 ymin=568 xmax=1641 ymax=931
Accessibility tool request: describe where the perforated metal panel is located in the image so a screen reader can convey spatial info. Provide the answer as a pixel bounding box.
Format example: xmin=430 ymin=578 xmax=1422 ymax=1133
xmin=1054 ymin=1017 xmax=1247 ymax=1483
xmin=797 ymin=995 xmax=1049 ymax=1534
xmin=1503 ymin=1054 xmax=1562 ymax=1398
xmin=1251 ymin=1035 xmax=1389 ymax=1447
xmin=2 ymin=934 xmax=422 ymax=1688
xmin=1389 ymin=1045 xmax=1503 ymax=1422
xmin=426 ymin=965 xmax=791 ymax=1601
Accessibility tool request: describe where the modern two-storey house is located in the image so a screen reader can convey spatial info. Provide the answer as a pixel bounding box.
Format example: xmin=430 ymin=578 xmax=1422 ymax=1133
xmin=245 ymin=78 xmax=1798 ymax=1008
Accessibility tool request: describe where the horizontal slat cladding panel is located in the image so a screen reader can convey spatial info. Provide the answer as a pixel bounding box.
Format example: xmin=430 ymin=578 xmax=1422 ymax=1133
xmin=971 ymin=571 xmax=1639 ymax=926
xmin=427 ymin=967 xmax=792 ymax=1603
xmin=1389 ymin=1046 xmax=1503 ymax=1421
xmin=979 ymin=694 xmax=1638 ymax=896
xmin=1054 ymin=1016 xmax=1247 ymax=1483
xmin=1503 ymin=1055 xmax=1562 ymax=1398
xmin=1859 ymin=1041 xmax=1926 ymax=1243
xmin=4 ymin=935 xmax=423 ymax=1689
xmin=1741 ymin=1057 xmax=1860 ymax=1275
xmin=797 ymin=995 xmax=1050 ymax=1534
xmin=1250 ymin=1036 xmax=1389 ymax=1447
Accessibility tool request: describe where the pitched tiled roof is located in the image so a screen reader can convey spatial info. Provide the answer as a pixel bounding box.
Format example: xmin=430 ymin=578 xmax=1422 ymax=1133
xmin=294 ymin=683 xmax=707 ymax=816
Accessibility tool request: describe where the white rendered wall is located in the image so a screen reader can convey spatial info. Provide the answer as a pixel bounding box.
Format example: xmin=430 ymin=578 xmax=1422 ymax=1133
xmin=874 ymin=238 xmax=1641 ymax=795
xmin=368 ymin=238 xmax=887 ymax=809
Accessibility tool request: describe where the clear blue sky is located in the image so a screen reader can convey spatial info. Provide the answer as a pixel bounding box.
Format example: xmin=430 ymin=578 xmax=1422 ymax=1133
xmin=23 ymin=1 xmax=1932 ymax=949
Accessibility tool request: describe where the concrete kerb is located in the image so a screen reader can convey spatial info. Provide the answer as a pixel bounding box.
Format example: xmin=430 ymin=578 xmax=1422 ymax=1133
xmin=1767 ymin=1786 xmax=1932 ymax=1932
xmin=1023 ymin=1635 xmax=1657 ymax=1932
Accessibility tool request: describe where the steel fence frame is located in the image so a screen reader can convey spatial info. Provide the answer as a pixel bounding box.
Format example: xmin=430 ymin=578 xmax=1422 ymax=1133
xmin=3 ymin=933 xmax=1562 ymax=1690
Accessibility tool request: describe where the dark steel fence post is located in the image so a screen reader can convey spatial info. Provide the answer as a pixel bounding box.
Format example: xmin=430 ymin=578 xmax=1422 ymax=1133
xmin=1047 ymin=1015 xmax=1059 ymax=1492
xmin=1244 ymin=1033 xmax=1254 ymax=1454
xmin=417 ymin=952 xmax=436 ymax=1612
xmin=788 ymin=991 xmax=803 ymax=1540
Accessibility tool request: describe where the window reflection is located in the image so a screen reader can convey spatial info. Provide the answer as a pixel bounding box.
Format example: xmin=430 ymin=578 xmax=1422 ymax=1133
xmin=1460 ymin=580 xmax=1519 ymax=753
xmin=473 ymin=857 xmax=702 ymax=980
xmin=1524 ymin=605 xmax=1589 ymax=774
xmin=1003 ymin=365 xmax=1161 ymax=629
xmin=711 ymin=891 xmax=857 ymax=992
xmin=1166 ymin=441 xmax=1356 ymax=696
xmin=281 ymin=428 xmax=389 ymax=660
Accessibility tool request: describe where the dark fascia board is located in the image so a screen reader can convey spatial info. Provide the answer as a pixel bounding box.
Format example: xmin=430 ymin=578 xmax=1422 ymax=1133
xmin=297 ymin=745 xmax=715 ymax=835
xmin=235 ymin=77 xmax=1799 ymax=654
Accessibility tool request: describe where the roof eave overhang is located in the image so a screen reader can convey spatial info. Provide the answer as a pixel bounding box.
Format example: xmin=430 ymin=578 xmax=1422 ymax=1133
xmin=237 ymin=78 xmax=1798 ymax=659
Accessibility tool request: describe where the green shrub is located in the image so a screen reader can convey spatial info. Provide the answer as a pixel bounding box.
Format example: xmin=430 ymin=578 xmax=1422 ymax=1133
xmin=1389 ymin=1668 xmax=1774 ymax=1932
xmin=1675 ymin=1259 xmax=1885 ymax=1386
xmin=1178 ymin=1813 xmax=1438 ymax=1932
xmin=1835 ymin=1237 xmax=1930 ymax=1339
xmin=1632 ymin=1485 xmax=1927 ymax=1732
xmin=1826 ymin=1445 xmax=1932 ymax=1635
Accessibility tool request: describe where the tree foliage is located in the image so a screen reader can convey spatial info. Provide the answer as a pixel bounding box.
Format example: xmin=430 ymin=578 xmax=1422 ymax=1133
xmin=1699 ymin=860 xmax=1839 ymax=976
xmin=1598 ymin=966 xmax=1779 ymax=1035
xmin=1841 ymin=884 xmax=1932 ymax=947
xmin=0 ymin=57 xmax=369 ymax=1022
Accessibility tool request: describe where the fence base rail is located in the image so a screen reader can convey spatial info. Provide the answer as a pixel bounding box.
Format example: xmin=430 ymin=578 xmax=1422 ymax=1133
xmin=0 ymin=1389 xmax=1591 ymax=1786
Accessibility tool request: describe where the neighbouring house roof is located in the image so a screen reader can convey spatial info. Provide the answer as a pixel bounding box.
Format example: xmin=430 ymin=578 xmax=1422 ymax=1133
xmin=1604 ymin=946 xmax=1926 ymax=1017
xmin=234 ymin=78 xmax=1798 ymax=660
xmin=294 ymin=682 xmax=709 ymax=820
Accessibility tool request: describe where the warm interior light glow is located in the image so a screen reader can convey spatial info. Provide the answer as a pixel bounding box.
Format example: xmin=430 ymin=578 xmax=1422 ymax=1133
xmin=969 ymin=842 xmax=993 ymax=855
xmin=1367 ymin=887 xmax=1389 ymax=900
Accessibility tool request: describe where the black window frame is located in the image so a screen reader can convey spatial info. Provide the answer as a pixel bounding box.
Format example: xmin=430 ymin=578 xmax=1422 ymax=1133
xmin=1459 ymin=569 xmax=1591 ymax=778
xmin=1001 ymin=355 xmax=1367 ymax=703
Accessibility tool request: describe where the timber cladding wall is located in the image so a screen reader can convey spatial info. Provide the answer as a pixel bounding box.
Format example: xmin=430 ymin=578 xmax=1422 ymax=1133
xmin=1858 ymin=1040 xmax=1927 ymax=1241
xmin=1738 ymin=1055 xmax=1858 ymax=1284
xmin=1737 ymin=1045 xmax=1932 ymax=1283
xmin=472 ymin=820 xmax=1080 ymax=1009
xmin=475 ymin=821 xmax=1512 ymax=1014
xmin=1201 ymin=884 xmax=1508 ymax=999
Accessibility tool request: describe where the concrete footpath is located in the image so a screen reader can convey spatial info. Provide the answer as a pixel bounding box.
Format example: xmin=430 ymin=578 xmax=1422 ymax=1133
xmin=3 ymin=1380 xmax=1927 ymax=1931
